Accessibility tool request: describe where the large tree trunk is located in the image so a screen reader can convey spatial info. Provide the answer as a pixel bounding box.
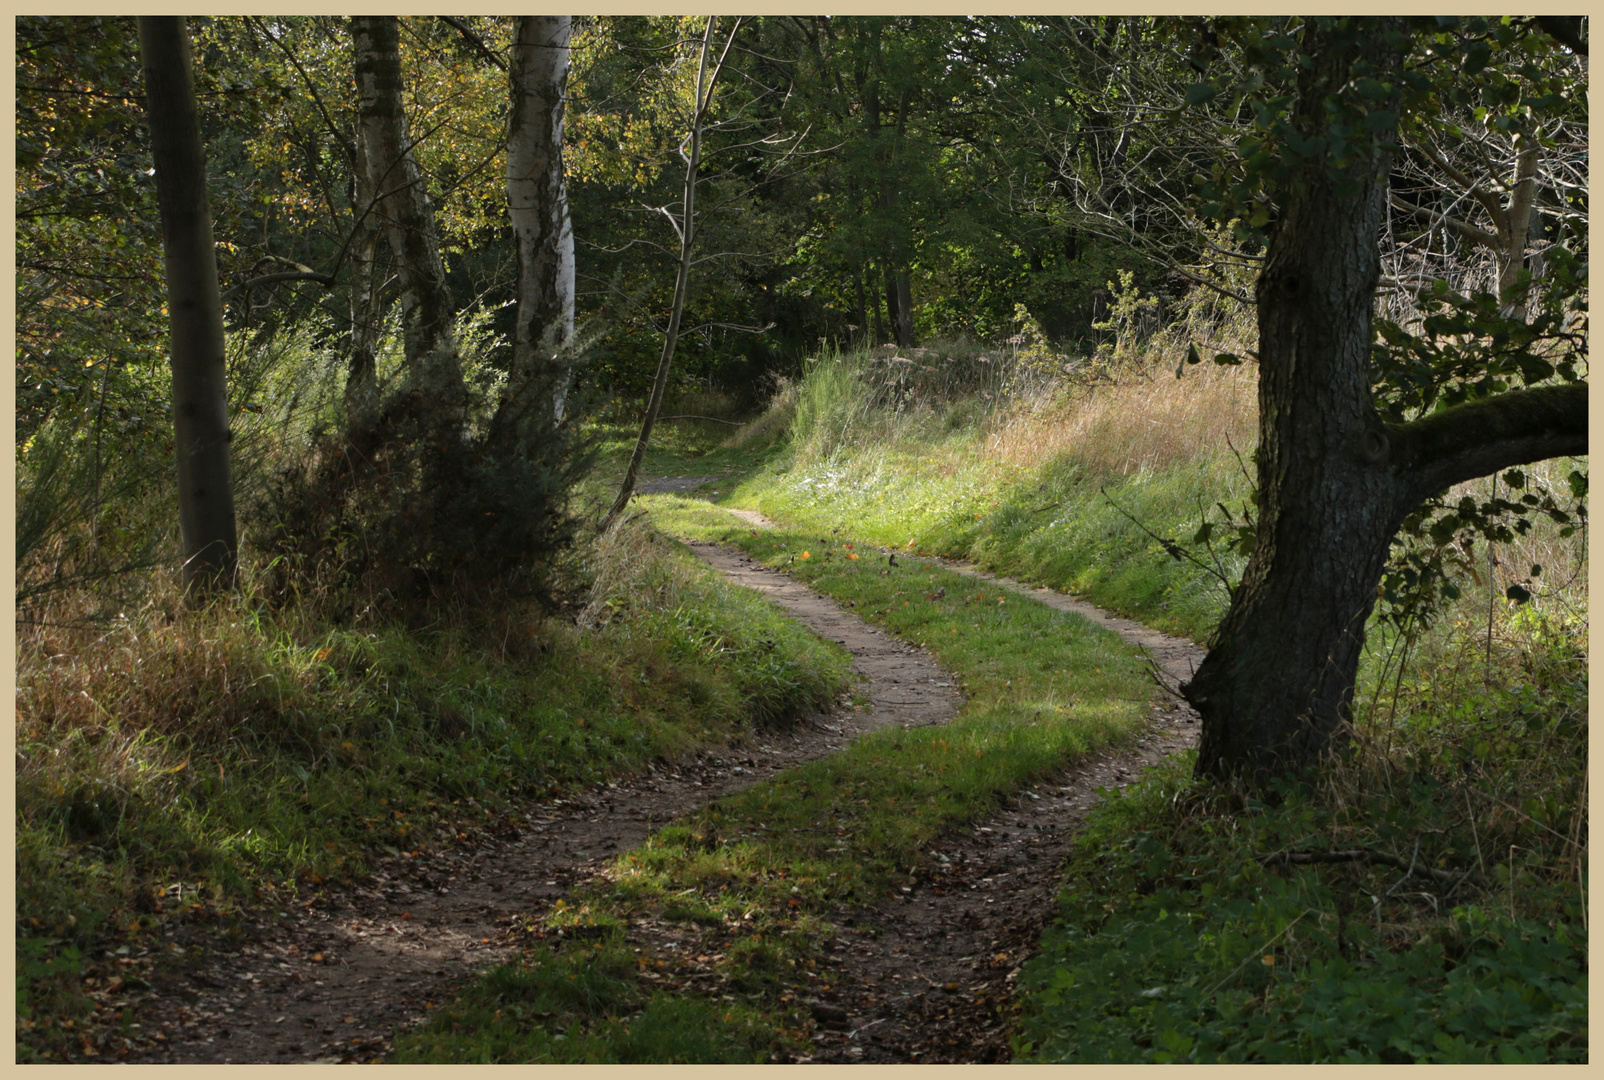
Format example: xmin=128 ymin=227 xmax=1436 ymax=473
xmin=351 ymin=15 xmax=468 ymax=440
xmin=502 ymin=15 xmax=575 ymax=428
xmin=138 ymin=16 xmax=237 ymax=598
xmin=1182 ymin=21 xmax=1587 ymax=784
xmin=1184 ymin=150 xmax=1400 ymax=782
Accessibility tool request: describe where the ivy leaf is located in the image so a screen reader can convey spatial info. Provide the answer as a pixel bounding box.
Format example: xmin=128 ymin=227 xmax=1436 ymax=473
xmin=1184 ymin=82 xmax=1219 ymax=106
xmin=1505 ymin=583 xmax=1532 ymax=604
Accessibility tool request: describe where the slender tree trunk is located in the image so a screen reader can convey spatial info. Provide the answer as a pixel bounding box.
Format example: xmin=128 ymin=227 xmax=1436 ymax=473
xmin=886 ymin=268 xmax=915 ymax=347
xmin=871 ymin=264 xmax=887 ymax=345
xmin=604 ymin=16 xmax=736 ymax=530
xmin=502 ymin=15 xmax=576 ymax=429
xmin=853 ymin=266 xmax=868 ymax=347
xmin=351 ymin=15 xmax=468 ymax=437
xmin=883 ymin=85 xmax=916 ymax=348
xmin=1182 ymin=21 xmax=1587 ymax=784
xmin=138 ymin=16 xmax=237 ymax=598
xmin=345 ymin=130 xmax=381 ymax=435
xmin=1498 ymin=131 xmax=1541 ymax=319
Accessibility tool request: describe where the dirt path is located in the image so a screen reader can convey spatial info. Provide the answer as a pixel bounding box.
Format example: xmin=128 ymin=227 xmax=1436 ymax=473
xmin=714 ymin=508 xmax=1204 ymax=1062
xmin=124 ymin=508 xmax=1202 ymax=1064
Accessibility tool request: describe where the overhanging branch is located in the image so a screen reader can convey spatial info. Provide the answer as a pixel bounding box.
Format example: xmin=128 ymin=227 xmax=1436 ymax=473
xmin=1388 ymin=382 xmax=1588 ymax=507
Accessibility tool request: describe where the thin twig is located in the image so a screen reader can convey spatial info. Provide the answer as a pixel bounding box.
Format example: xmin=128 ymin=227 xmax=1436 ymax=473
xmin=657 ymin=414 xmax=741 ymax=426
xmin=1258 ymin=846 xmax=1483 ymax=889
xmin=1100 ymin=484 xmax=1231 ymax=589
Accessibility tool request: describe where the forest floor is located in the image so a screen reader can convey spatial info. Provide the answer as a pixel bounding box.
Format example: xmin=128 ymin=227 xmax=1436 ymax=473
xmin=121 ymin=490 xmax=1201 ymax=1064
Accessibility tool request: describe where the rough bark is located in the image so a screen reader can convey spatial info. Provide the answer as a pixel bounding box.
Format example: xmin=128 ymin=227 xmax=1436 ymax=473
xmin=1184 ymin=139 xmax=1399 ymax=782
xmin=1181 ymin=22 xmax=1587 ymax=784
xmin=351 ymin=15 xmax=468 ymax=436
xmin=502 ymin=15 xmax=575 ymax=428
xmin=138 ymin=16 xmax=237 ymax=597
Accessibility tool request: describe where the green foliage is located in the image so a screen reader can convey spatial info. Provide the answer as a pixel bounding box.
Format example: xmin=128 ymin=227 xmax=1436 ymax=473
xmin=1016 ymin=684 xmax=1587 ymax=1064
xmin=243 ymin=309 xmax=593 ymax=604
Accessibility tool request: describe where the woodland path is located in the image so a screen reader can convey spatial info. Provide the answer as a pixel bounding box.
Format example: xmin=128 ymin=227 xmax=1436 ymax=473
xmin=125 ymin=497 xmax=1202 ymax=1064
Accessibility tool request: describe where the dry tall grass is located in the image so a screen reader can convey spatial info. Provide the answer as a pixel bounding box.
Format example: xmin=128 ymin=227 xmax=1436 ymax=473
xmin=988 ymin=360 xmax=1258 ymax=478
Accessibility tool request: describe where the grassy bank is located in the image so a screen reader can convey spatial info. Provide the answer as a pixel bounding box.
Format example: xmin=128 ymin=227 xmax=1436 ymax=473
xmin=15 ymin=517 xmax=851 ymax=1061
xmin=732 ymin=349 xmax=1258 ymax=642
xmin=392 ymin=496 xmax=1156 ymax=1062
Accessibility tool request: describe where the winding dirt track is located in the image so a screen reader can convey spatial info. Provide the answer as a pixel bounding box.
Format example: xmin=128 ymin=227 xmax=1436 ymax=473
xmin=124 ymin=504 xmax=1202 ymax=1064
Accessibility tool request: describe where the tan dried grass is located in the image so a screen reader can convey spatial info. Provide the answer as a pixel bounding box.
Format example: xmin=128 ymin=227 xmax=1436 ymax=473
xmin=989 ymin=360 xmax=1258 ymax=478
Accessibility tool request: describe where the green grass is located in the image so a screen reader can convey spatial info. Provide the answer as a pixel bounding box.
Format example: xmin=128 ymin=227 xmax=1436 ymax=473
xmin=391 ymin=941 xmax=792 ymax=1063
xmin=1012 ymin=662 xmax=1587 ymax=1063
xmin=14 ymin=517 xmax=851 ymax=1061
xmin=736 ymin=442 xmax=1248 ymax=642
xmin=647 ymin=348 xmax=1587 ymax=1064
xmin=393 ymin=495 xmax=1158 ymax=1062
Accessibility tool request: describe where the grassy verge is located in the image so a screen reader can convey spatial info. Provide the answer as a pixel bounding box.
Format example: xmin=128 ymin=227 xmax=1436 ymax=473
xmin=729 ymin=349 xmax=1258 ymax=642
xmin=15 ymin=517 xmax=850 ymax=1061
xmin=1012 ymin=623 xmax=1587 ymax=1062
xmin=391 ymin=495 xmax=1156 ymax=1062
xmin=738 ymin=439 xmax=1247 ymax=642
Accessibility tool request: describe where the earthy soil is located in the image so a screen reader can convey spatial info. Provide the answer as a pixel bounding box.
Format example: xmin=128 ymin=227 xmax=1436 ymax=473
xmin=113 ymin=502 xmax=1202 ymax=1064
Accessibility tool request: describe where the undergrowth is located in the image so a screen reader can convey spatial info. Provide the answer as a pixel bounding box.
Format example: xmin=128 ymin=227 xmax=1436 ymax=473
xmin=719 ymin=314 xmax=1586 ymax=1064
xmin=1013 ymin=615 xmax=1587 ymax=1062
xmin=15 ymin=516 xmax=850 ymax=1060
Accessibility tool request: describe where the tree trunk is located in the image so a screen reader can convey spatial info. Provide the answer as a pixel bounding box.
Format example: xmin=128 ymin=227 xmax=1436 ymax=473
xmin=1497 ymin=130 xmax=1541 ymax=319
xmin=1182 ymin=22 xmax=1588 ymax=784
xmin=1183 ymin=151 xmax=1400 ymax=782
xmin=351 ymin=15 xmax=468 ymax=437
xmin=502 ymin=15 xmax=576 ymax=429
xmin=868 ymin=70 xmax=916 ymax=349
xmin=138 ymin=16 xmax=237 ymax=598
xmin=871 ymin=264 xmax=887 ymax=344
xmin=345 ymin=128 xmax=381 ymax=434
xmin=853 ymin=266 xmax=868 ymax=347
xmin=886 ymin=267 xmax=915 ymax=347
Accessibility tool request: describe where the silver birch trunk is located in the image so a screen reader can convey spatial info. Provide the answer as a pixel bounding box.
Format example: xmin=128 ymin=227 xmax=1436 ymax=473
xmin=351 ymin=15 xmax=468 ymax=435
xmin=505 ymin=15 xmax=575 ymax=427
